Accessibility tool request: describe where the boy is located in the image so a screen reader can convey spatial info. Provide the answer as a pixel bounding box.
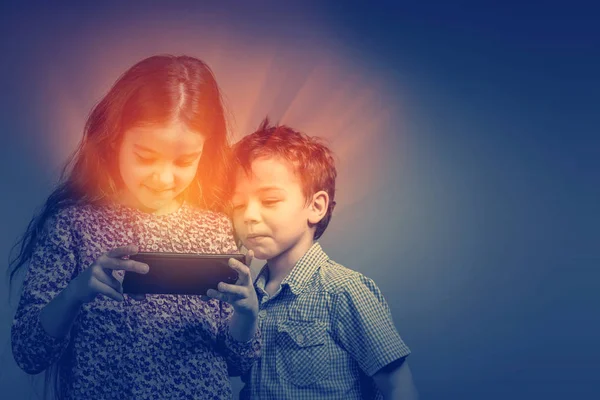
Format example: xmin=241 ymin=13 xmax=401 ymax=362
xmin=229 ymin=118 xmax=417 ymax=399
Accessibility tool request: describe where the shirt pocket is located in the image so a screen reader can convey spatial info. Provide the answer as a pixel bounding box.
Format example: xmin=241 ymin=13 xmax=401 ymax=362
xmin=275 ymin=320 xmax=330 ymax=387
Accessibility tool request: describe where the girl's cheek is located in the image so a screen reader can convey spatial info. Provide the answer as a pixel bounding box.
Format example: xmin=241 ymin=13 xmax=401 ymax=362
xmin=182 ymin=169 xmax=198 ymax=184
xmin=135 ymin=165 xmax=153 ymax=177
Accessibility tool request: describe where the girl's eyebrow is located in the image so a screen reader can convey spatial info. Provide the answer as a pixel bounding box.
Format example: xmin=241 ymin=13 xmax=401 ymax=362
xmin=176 ymin=151 xmax=203 ymax=159
xmin=133 ymin=144 xmax=158 ymax=153
xmin=133 ymin=144 xmax=201 ymax=158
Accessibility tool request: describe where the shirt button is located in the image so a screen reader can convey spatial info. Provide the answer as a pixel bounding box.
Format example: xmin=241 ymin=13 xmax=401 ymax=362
xmin=296 ymin=333 xmax=305 ymax=344
xmin=258 ymin=310 xmax=267 ymax=319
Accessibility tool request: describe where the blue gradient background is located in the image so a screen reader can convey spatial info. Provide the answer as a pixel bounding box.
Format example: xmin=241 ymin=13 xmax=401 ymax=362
xmin=0 ymin=1 xmax=598 ymax=399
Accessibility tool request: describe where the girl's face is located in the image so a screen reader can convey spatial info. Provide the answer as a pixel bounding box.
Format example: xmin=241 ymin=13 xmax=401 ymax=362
xmin=117 ymin=121 xmax=205 ymax=215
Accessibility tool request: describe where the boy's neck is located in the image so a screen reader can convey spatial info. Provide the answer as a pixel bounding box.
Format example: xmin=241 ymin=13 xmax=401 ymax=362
xmin=265 ymin=234 xmax=315 ymax=292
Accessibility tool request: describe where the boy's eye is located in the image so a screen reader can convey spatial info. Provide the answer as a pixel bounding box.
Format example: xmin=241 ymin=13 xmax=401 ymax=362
xmin=262 ymin=199 xmax=280 ymax=206
xmin=231 ymin=203 xmax=245 ymax=211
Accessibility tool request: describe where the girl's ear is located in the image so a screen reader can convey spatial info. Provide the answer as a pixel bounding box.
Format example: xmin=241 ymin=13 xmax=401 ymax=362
xmin=308 ymin=190 xmax=329 ymax=225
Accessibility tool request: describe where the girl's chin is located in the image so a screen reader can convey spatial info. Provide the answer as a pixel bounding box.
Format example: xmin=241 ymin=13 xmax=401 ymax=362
xmin=137 ymin=197 xmax=180 ymax=214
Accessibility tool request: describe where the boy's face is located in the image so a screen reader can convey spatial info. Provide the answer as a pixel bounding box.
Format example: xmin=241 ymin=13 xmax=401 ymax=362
xmin=231 ymin=157 xmax=316 ymax=261
xmin=118 ymin=121 xmax=205 ymax=215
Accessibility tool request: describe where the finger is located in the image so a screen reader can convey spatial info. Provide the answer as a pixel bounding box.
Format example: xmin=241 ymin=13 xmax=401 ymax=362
xmin=217 ymin=282 xmax=247 ymax=297
xmin=97 ymin=255 xmax=149 ymax=274
xmin=91 ymin=279 xmax=124 ymax=302
xmin=128 ymin=293 xmax=147 ymax=301
xmin=93 ymin=269 xmax=123 ymax=293
xmin=199 ymin=295 xmax=211 ymax=302
xmin=206 ymin=288 xmax=229 ymax=303
xmin=106 ymin=245 xmax=139 ymax=258
xmin=228 ymin=258 xmax=252 ymax=286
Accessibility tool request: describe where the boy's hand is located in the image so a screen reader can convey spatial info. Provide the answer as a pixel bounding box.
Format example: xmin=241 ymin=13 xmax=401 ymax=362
xmin=206 ymin=250 xmax=258 ymax=317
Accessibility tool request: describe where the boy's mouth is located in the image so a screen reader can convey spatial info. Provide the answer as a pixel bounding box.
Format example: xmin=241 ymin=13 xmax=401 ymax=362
xmin=246 ymin=234 xmax=268 ymax=241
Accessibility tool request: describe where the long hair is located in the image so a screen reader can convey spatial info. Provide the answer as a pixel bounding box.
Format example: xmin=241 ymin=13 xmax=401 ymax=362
xmin=7 ymin=55 xmax=232 ymax=399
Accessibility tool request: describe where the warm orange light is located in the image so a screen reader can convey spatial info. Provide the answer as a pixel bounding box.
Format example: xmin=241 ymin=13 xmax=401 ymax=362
xmin=33 ymin=15 xmax=404 ymax=213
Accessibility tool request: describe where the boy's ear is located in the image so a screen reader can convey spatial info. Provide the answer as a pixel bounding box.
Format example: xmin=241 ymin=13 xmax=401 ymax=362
xmin=308 ymin=190 xmax=329 ymax=225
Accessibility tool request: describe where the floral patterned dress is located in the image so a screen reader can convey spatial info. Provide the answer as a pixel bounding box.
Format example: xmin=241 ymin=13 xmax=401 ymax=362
xmin=12 ymin=201 xmax=260 ymax=399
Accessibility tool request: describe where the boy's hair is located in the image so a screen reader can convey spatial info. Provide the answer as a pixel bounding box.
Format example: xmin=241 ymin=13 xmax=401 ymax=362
xmin=231 ymin=117 xmax=337 ymax=240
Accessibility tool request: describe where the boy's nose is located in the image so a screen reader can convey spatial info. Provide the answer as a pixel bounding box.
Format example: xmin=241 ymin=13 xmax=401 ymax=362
xmin=243 ymin=201 xmax=261 ymax=223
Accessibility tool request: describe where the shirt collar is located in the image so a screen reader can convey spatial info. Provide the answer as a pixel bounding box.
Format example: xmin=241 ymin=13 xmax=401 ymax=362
xmin=255 ymin=242 xmax=329 ymax=296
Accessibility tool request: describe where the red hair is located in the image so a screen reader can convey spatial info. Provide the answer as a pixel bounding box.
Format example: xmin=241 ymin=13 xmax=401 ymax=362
xmin=9 ymin=54 xmax=233 ymax=400
xmin=10 ymin=54 xmax=231 ymax=287
xmin=231 ymin=117 xmax=337 ymax=240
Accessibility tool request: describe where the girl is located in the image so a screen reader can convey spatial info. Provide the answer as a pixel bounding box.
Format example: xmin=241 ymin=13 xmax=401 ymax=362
xmin=9 ymin=55 xmax=260 ymax=399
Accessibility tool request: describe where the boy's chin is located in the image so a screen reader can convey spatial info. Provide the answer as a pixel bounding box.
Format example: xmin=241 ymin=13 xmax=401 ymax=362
xmin=243 ymin=246 xmax=272 ymax=261
xmin=248 ymin=249 xmax=270 ymax=260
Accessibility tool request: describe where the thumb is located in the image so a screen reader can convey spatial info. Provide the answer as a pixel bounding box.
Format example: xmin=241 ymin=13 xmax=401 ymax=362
xmin=128 ymin=293 xmax=146 ymax=301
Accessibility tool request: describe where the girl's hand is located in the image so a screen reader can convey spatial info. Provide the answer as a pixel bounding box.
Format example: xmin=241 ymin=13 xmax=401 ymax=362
xmin=206 ymin=250 xmax=258 ymax=317
xmin=68 ymin=245 xmax=149 ymax=305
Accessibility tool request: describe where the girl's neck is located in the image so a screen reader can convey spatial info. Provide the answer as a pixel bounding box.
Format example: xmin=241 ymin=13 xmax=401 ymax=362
xmin=114 ymin=191 xmax=184 ymax=216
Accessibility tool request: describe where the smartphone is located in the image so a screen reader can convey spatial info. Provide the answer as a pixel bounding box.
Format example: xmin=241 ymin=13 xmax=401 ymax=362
xmin=122 ymin=252 xmax=243 ymax=295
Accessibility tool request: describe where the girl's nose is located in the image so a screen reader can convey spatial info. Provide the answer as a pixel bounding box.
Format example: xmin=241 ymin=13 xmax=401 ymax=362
xmin=152 ymin=165 xmax=175 ymax=187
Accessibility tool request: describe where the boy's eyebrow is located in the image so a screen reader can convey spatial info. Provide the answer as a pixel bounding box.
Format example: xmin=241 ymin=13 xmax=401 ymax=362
xmin=256 ymin=186 xmax=286 ymax=194
xmin=133 ymin=144 xmax=201 ymax=158
xmin=231 ymin=186 xmax=285 ymax=199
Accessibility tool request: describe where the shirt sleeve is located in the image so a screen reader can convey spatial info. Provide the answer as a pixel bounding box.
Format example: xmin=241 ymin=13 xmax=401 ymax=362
xmin=212 ymin=213 xmax=261 ymax=375
xmin=332 ymin=274 xmax=411 ymax=376
xmin=216 ymin=301 xmax=261 ymax=376
xmin=11 ymin=210 xmax=79 ymax=374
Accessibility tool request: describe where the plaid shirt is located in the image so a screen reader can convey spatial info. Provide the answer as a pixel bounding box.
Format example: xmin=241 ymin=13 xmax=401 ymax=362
xmin=240 ymin=243 xmax=411 ymax=400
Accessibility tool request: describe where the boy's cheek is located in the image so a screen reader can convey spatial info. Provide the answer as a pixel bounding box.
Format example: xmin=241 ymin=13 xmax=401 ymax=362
xmin=232 ymin=218 xmax=245 ymax=235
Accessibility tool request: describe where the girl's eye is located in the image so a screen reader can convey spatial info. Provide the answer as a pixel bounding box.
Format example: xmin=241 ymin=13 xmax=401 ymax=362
xmin=175 ymin=154 xmax=201 ymax=167
xmin=232 ymin=204 xmax=245 ymax=211
xmin=136 ymin=154 xmax=156 ymax=164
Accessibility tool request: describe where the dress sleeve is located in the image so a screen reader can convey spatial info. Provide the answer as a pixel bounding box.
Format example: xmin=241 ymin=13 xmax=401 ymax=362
xmin=332 ymin=274 xmax=411 ymax=376
xmin=215 ymin=213 xmax=239 ymax=254
xmin=11 ymin=210 xmax=79 ymax=374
